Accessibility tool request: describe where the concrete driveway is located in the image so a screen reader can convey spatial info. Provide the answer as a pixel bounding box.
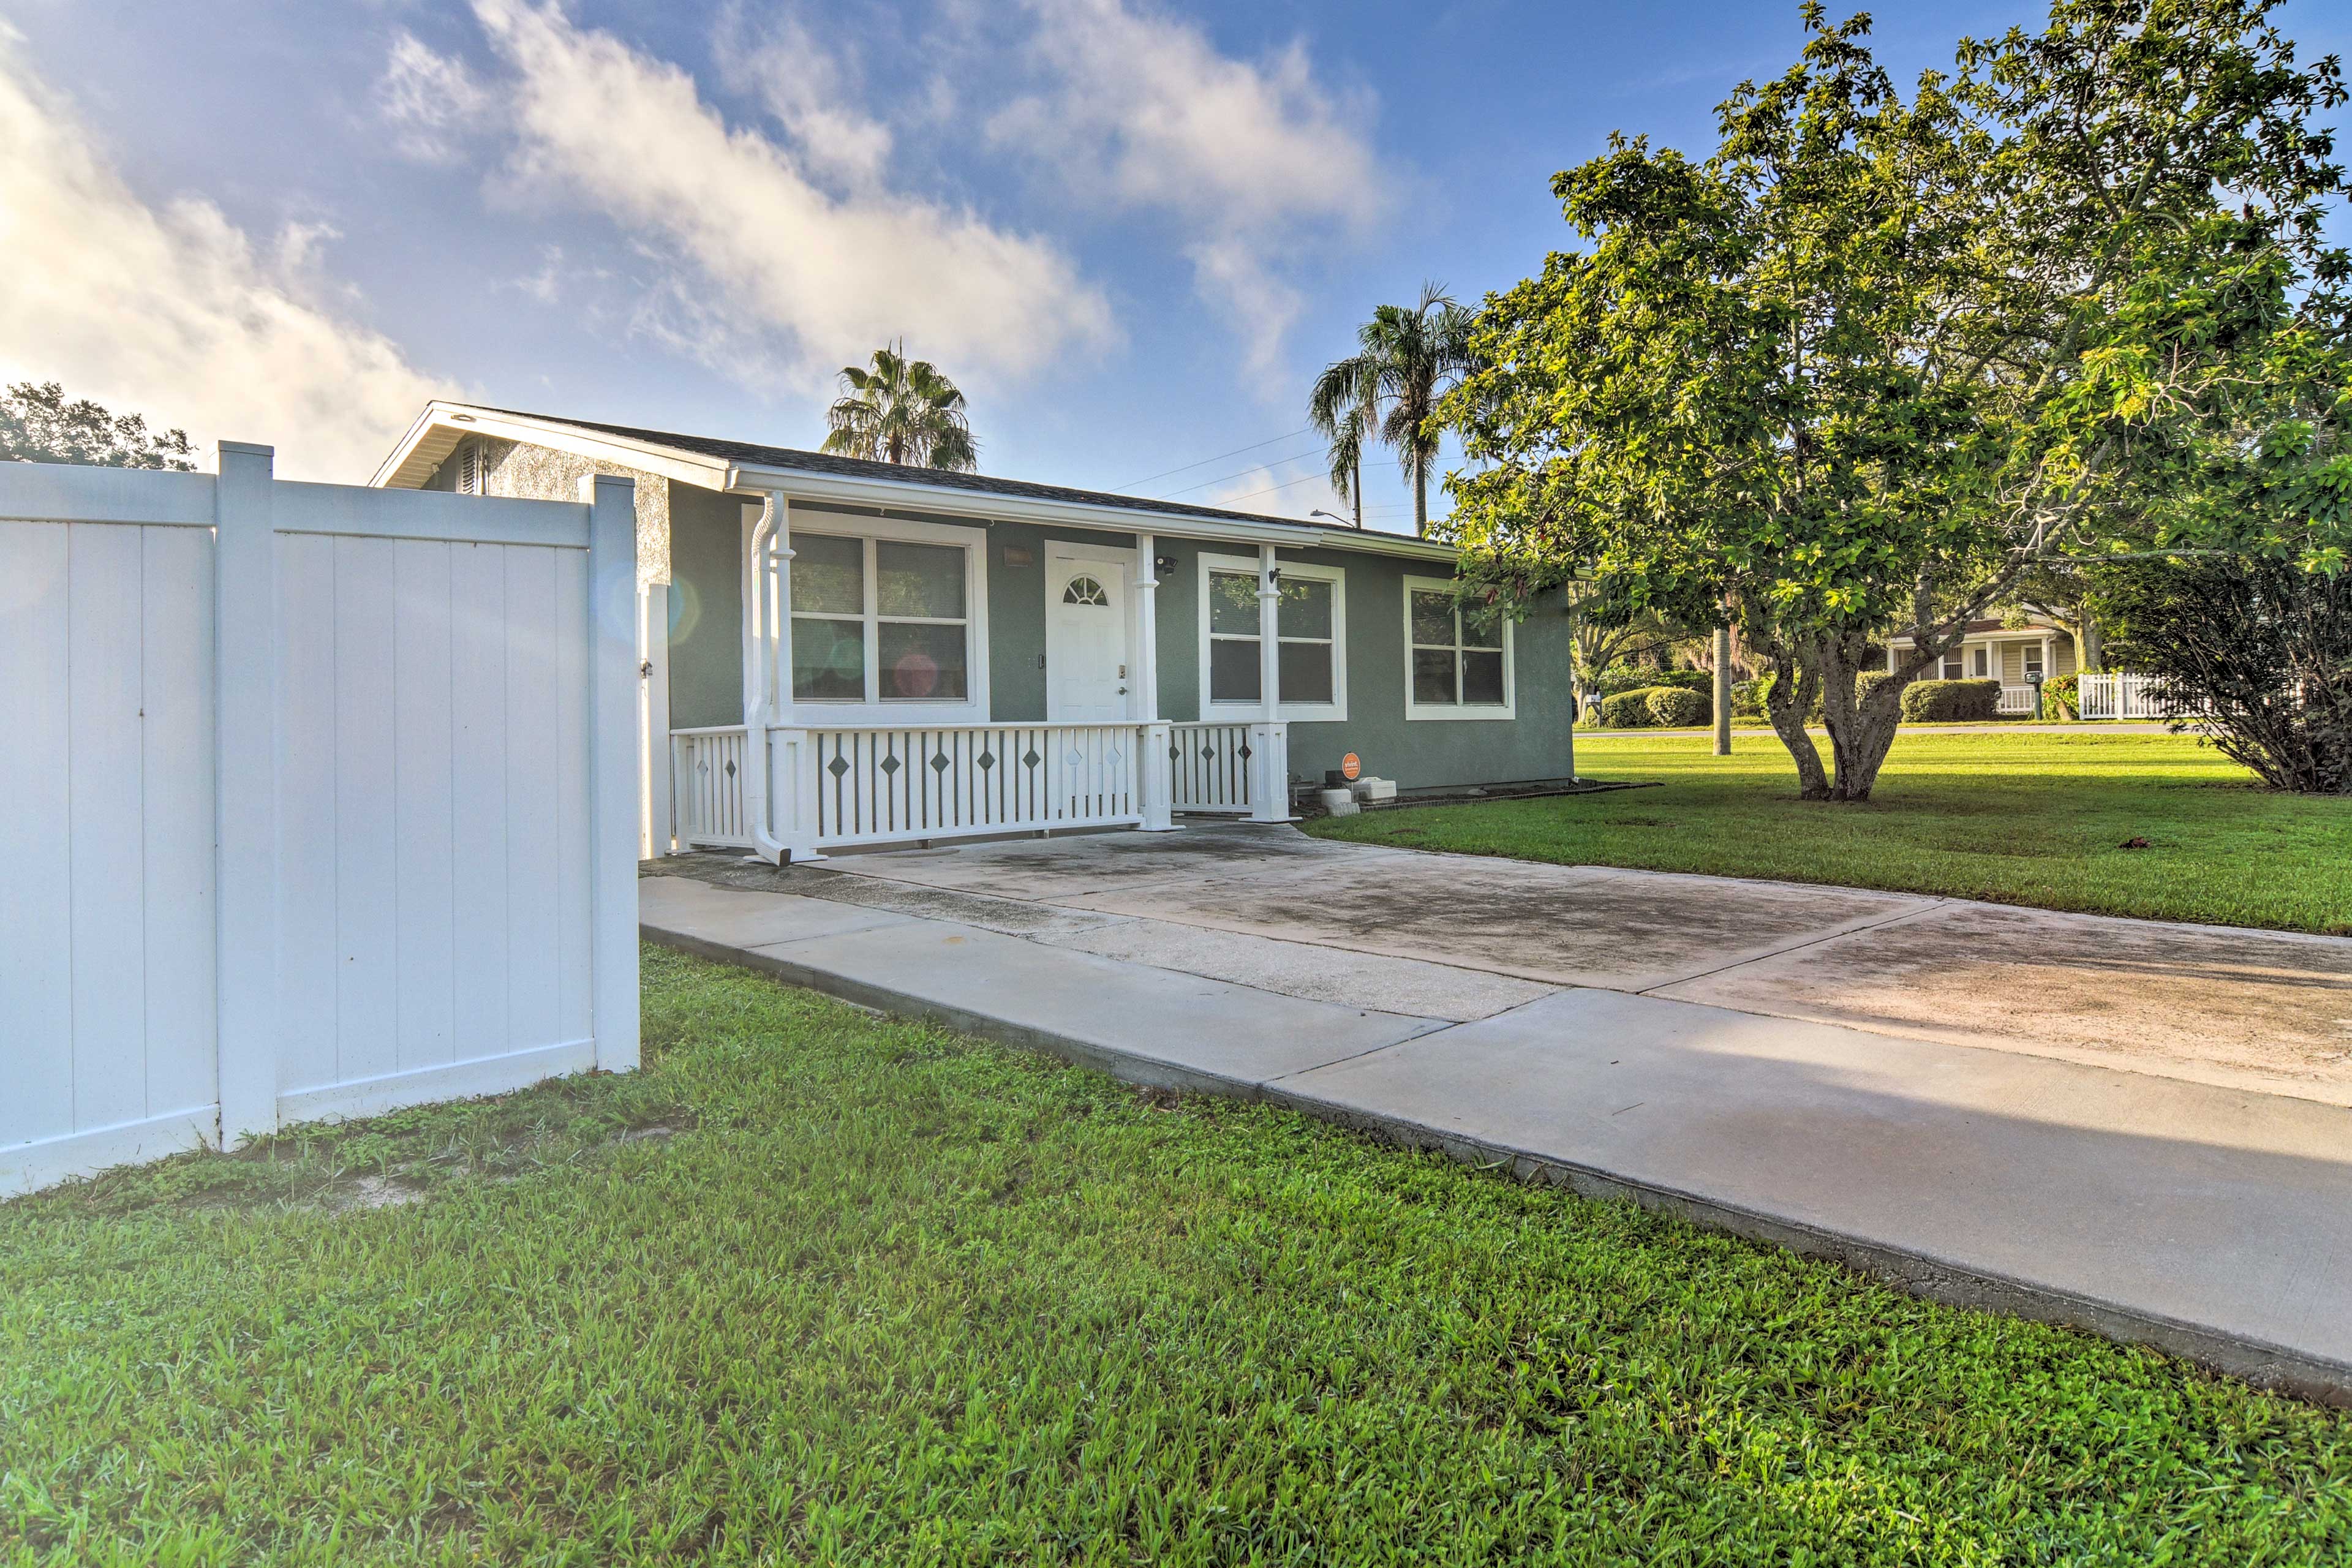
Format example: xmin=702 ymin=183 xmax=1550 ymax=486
xmin=796 ymin=824 xmax=2352 ymax=1107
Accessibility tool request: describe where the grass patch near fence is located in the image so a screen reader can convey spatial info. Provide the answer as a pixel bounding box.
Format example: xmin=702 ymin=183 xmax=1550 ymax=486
xmin=6 ymin=948 xmax=2351 ymax=1564
xmin=1311 ymin=729 xmax=2352 ymax=933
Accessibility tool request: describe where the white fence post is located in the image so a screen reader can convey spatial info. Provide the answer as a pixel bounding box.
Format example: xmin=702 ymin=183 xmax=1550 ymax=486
xmin=214 ymin=443 xmax=281 ymax=1148
xmin=584 ymin=475 xmax=641 ymax=1074
xmin=639 ymin=582 xmax=672 ymax=859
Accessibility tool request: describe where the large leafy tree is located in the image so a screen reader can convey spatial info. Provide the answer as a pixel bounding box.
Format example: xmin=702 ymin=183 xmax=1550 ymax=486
xmin=2 ymin=382 xmax=196 ymax=470
xmin=820 ymin=344 xmax=978 ymax=470
xmin=1314 ymin=285 xmax=1478 ymax=537
xmin=1443 ymin=1 xmax=2350 ymax=800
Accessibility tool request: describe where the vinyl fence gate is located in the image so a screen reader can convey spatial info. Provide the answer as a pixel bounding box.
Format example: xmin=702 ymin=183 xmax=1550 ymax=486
xmin=1 ymin=447 xmax=641 ymax=1196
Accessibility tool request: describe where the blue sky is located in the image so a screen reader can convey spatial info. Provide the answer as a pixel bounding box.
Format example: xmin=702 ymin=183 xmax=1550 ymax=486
xmin=3 ymin=1 xmax=2346 ymax=518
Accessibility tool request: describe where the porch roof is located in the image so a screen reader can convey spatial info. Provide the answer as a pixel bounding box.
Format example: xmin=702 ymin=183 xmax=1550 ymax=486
xmin=1890 ymin=619 xmax=2070 ymax=646
xmin=372 ymin=402 xmax=1460 ymax=562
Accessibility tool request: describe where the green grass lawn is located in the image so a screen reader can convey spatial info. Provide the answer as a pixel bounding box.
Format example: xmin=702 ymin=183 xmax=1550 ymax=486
xmin=6 ymin=948 xmax=2350 ymax=1565
xmin=1310 ymin=730 xmax=2352 ymax=934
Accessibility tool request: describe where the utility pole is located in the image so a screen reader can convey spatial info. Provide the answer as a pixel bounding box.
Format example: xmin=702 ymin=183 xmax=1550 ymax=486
xmin=1713 ymin=625 xmax=1732 ymax=756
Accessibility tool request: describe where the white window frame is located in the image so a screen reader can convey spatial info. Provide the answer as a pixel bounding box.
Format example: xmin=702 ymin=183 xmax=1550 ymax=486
xmin=746 ymin=506 xmax=991 ymax=725
xmin=1403 ymin=575 xmax=1516 ymax=722
xmin=1197 ymin=552 xmax=1347 ymax=722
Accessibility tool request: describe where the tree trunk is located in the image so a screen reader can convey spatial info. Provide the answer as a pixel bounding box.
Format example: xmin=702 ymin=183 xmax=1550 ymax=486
xmin=2079 ymin=609 xmax=2101 ymax=673
xmin=1815 ymin=635 xmax=1906 ymax=801
xmin=1412 ymin=452 xmax=1427 ymax=538
xmin=1351 ymin=447 xmax=1362 ymax=529
xmin=1763 ymin=649 xmax=1831 ymax=798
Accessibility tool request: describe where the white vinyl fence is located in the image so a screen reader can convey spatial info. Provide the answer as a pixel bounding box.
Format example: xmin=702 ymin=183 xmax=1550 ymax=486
xmin=2077 ymin=672 xmax=2197 ymax=721
xmin=1 ymin=448 xmax=641 ymax=1196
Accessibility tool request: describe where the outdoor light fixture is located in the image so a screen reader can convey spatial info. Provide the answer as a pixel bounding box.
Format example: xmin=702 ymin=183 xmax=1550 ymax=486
xmin=1155 ymin=554 xmax=1178 ymax=576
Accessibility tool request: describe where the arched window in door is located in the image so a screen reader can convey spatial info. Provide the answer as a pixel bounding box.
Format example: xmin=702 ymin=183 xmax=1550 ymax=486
xmin=1062 ymin=575 xmax=1109 ymax=606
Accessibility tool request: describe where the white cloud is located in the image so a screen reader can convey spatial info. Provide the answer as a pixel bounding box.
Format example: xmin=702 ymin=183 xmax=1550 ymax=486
xmin=1199 ymin=461 xmax=1348 ymax=521
xmin=0 ymin=28 xmax=450 ymax=481
xmin=400 ymin=1 xmax=1115 ymax=391
xmin=718 ymin=9 xmax=894 ymax=193
xmin=989 ymin=0 xmax=1390 ymax=369
xmin=378 ymin=29 xmax=492 ymax=164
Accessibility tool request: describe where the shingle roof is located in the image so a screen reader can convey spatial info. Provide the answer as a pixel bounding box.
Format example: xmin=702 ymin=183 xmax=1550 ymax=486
xmin=477 ymin=406 xmax=1368 ymax=537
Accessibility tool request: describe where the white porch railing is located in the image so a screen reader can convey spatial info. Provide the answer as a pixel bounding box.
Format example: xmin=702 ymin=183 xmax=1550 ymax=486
xmin=786 ymin=723 xmax=1144 ymax=849
xmin=1996 ymin=682 xmax=2040 ymax=717
xmin=673 ymin=726 xmax=751 ymax=847
xmin=2078 ymin=672 xmax=2196 ymax=721
xmin=1170 ymin=721 xmax=1255 ymax=813
xmin=667 ymin=718 xmax=1289 ymax=855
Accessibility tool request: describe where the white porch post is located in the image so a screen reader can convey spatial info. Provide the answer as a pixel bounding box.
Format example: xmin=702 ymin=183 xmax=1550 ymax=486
xmin=1134 ymin=532 xmax=1177 ymax=831
xmin=742 ymin=490 xmax=813 ymax=863
xmin=1248 ymin=542 xmax=1293 ymax=822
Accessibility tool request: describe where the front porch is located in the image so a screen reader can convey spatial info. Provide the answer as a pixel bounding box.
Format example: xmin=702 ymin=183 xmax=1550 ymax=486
xmin=650 ymin=492 xmax=1308 ymax=859
xmin=667 ymin=717 xmax=1283 ymax=854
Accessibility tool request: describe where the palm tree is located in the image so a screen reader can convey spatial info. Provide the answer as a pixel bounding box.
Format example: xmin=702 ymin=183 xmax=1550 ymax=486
xmin=1308 ymin=284 xmax=1477 ymax=537
xmin=1306 ymin=355 xmax=1376 ymax=528
xmin=820 ymin=343 xmax=978 ymax=470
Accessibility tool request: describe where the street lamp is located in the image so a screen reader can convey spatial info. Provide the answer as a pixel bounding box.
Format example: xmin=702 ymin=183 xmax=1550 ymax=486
xmin=1308 ymin=508 xmax=1360 ymax=529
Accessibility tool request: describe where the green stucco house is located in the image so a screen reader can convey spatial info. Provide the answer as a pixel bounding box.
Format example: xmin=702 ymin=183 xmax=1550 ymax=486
xmin=374 ymin=402 xmax=1575 ymax=859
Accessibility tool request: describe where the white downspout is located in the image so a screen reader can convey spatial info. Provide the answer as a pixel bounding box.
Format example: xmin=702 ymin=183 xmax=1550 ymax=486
xmin=742 ymin=490 xmax=791 ymax=864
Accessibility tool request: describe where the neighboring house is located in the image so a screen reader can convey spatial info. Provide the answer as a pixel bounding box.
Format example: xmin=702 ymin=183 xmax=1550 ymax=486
xmin=1885 ymin=615 xmax=2079 ymax=716
xmin=372 ymin=403 xmax=1575 ymax=859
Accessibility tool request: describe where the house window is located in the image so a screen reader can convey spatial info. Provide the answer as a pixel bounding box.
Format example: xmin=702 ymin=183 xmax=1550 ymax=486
xmin=1941 ymin=650 xmax=1965 ymax=680
xmin=1200 ymin=554 xmax=1346 ymax=718
xmin=2024 ymin=647 xmax=2045 ymax=681
xmin=789 ymin=530 xmax=974 ymax=706
xmin=1972 ymin=647 xmax=1989 ymax=678
xmin=1404 ymin=576 xmax=1515 ymax=720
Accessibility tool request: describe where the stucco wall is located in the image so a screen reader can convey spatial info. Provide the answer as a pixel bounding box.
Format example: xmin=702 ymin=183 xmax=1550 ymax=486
xmin=1148 ymin=537 xmax=1577 ymax=791
xmin=426 ymin=435 xmax=674 ymax=587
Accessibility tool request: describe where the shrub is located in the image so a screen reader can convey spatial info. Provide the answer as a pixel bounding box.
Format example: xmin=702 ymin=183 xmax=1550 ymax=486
xmin=2043 ymin=673 xmax=2079 ymax=718
xmin=1591 ymin=662 xmax=1714 ymax=699
xmin=1901 ymin=678 xmax=2001 ymax=722
xmin=1598 ymin=688 xmax=1658 ymax=727
xmin=2090 ymin=556 xmax=2351 ymax=793
xmin=1729 ymin=677 xmax=1765 ymax=718
xmin=1855 ymin=670 xmax=1899 ymax=706
xmin=1646 ymin=687 xmax=1710 ymax=727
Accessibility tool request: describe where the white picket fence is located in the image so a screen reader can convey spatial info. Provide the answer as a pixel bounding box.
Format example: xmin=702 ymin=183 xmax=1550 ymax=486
xmin=1 ymin=450 xmax=641 ymax=1196
xmin=2077 ymin=672 xmax=2196 ymax=721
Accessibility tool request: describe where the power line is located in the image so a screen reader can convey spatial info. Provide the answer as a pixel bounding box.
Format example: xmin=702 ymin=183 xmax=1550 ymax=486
xmin=1153 ymin=442 xmax=1330 ymax=500
xmin=1112 ymin=428 xmax=1314 ymax=492
xmin=1217 ymin=471 xmax=1335 ymax=505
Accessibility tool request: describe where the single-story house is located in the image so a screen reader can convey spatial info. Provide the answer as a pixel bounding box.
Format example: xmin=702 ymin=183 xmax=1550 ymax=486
xmin=1886 ymin=615 xmax=2079 ymax=716
xmin=371 ymin=403 xmax=1576 ymax=859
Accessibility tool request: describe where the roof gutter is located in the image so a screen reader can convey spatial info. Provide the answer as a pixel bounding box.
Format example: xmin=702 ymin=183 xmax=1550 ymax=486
xmin=720 ymin=459 xmax=1459 ymax=562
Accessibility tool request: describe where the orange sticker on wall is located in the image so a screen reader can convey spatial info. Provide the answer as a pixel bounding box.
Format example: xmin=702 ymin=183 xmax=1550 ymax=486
xmin=1340 ymin=753 xmax=1362 ymax=781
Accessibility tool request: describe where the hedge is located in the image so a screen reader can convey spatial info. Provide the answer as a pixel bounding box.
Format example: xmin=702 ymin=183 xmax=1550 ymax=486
xmin=1591 ymin=663 xmax=1713 ymax=699
xmin=1598 ymin=688 xmax=1658 ymax=727
xmin=1901 ymin=678 xmax=2002 ymax=722
xmin=2043 ymin=673 xmax=2079 ymax=718
xmin=1646 ymin=687 xmax=1710 ymax=727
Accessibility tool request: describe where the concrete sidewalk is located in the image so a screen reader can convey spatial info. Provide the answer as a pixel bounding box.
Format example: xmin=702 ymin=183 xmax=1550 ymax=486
xmin=641 ymin=847 xmax=2352 ymax=1406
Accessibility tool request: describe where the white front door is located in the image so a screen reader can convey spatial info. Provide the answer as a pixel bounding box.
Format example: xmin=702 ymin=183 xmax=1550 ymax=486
xmin=1046 ymin=551 xmax=1134 ymax=721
